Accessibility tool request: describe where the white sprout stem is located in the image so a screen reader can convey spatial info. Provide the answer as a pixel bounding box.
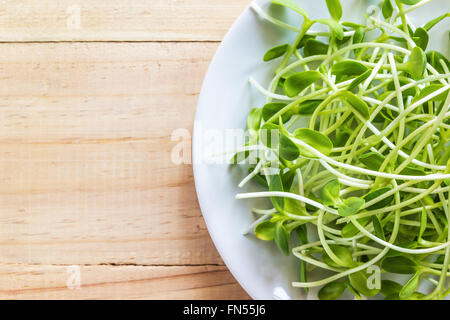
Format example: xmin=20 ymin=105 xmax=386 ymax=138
xmin=362 ymin=96 xmax=399 ymax=112
xmin=349 ymin=217 xmax=450 ymax=254
xmin=291 ymin=137 xmax=450 ymax=181
xmin=250 ymin=2 xmax=301 ymax=33
xmin=252 ymin=208 xmax=277 ymax=215
xmin=393 ymin=90 xmax=450 ymax=173
xmin=397 ymin=0 xmax=435 ymax=17
xmin=360 ymin=53 xmax=387 ymax=93
xmin=368 ymin=47 xmax=380 ymax=64
xmin=292 ymin=247 xmax=389 ymax=288
xmin=319 ymin=160 xmax=372 ymax=185
xmin=404 ymin=15 xmax=417 ymax=33
xmin=236 ymin=191 xmax=339 ymax=215
xmin=213 ymin=144 xmax=268 ymax=158
xmin=426 ymin=63 xmax=449 ymax=85
xmin=241 ymin=214 xmax=270 ymax=235
xmin=307 ymin=30 xmax=356 ymax=37
xmin=368 ymin=16 xmax=416 ymax=47
xmin=238 ymin=160 xmax=262 ymax=188
xmin=296 ymin=168 xmax=305 ymax=207
xmin=249 ymin=77 xmax=294 ymax=101
xmin=403 ymin=186 xmax=450 ymax=194
xmin=364 ymin=116 xmax=446 ymax=171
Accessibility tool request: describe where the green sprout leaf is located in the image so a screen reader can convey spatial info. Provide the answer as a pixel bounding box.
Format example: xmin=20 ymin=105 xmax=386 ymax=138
xmin=398 ymin=0 xmax=422 ymax=5
xmin=380 ymin=280 xmax=403 ymax=297
xmin=413 ymin=84 xmax=450 ymax=103
xmin=263 ymin=44 xmax=290 ymax=62
xmin=293 ymin=128 xmax=334 ymax=157
xmin=325 ymin=0 xmax=342 ymax=21
xmin=247 ymin=107 xmax=262 ymax=132
xmin=347 ymin=69 xmax=371 ymax=91
xmin=331 ymin=61 xmax=368 ymax=81
xmin=426 ymin=50 xmax=450 ymax=74
xmin=303 ymin=39 xmax=329 ymax=57
xmin=418 ymin=208 xmax=427 ymax=241
xmin=262 ymin=102 xmax=293 ymax=123
xmin=382 ymin=0 xmax=394 ymax=19
xmin=338 ymin=91 xmax=370 ymax=119
xmin=318 ymin=281 xmax=346 ymax=300
xmin=381 ymin=256 xmax=419 ymax=274
xmin=279 ymin=133 xmax=300 ymax=161
xmin=399 ymin=46 xmax=427 ymax=80
xmin=274 ymin=221 xmax=290 ymax=256
xmin=359 ymin=152 xmax=384 ymax=170
xmin=268 ymin=174 xmax=284 ymax=211
xmin=284 ymin=71 xmax=322 ymax=97
xmin=363 ymin=187 xmax=394 ymax=210
xmin=338 ymin=197 xmax=365 ymax=217
xmin=349 ymin=270 xmax=380 ymax=297
xmin=413 ymin=27 xmax=429 ymax=51
xmin=255 ymin=220 xmax=276 ymax=241
xmin=321 ymin=179 xmax=340 ymax=206
xmin=341 ymin=217 xmax=370 ymax=238
xmin=399 ymin=271 xmax=421 ymax=299
xmin=313 ymin=18 xmax=344 ymax=40
xmin=295 ymin=224 xmax=308 ymax=243
xmin=423 ymin=13 xmax=450 ymax=31
xmin=297 ymin=34 xmax=316 ymax=49
xmin=372 ymin=216 xmax=386 ymax=241
xmin=297 ymin=100 xmax=323 ymax=115
xmin=260 ymin=123 xmax=279 ymax=148
xmin=323 ymin=245 xmax=356 ymax=268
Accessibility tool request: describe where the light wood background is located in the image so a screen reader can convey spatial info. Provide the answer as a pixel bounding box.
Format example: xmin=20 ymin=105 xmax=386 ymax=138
xmin=0 ymin=0 xmax=251 ymax=299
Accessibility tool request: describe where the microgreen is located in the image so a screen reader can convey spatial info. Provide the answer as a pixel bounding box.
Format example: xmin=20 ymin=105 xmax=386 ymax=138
xmin=318 ymin=281 xmax=346 ymax=300
xmin=264 ymin=44 xmax=290 ymax=61
xmin=274 ymin=221 xmax=291 ymax=256
xmin=338 ymin=197 xmax=365 ymax=217
xmin=255 ymin=220 xmax=276 ymax=241
xmin=293 ymin=128 xmax=333 ymax=157
xmin=303 ymin=39 xmax=329 ymax=57
xmin=321 ymin=179 xmax=340 ymax=206
xmin=238 ymin=0 xmax=450 ymax=300
xmin=398 ymin=0 xmax=421 ymax=5
xmin=426 ymin=51 xmax=450 ymax=74
xmin=270 ymin=0 xmax=309 ymax=19
xmin=413 ymin=27 xmax=428 ymax=50
xmin=397 ymin=46 xmax=427 ymax=80
xmin=349 ymin=270 xmax=380 ymax=297
xmin=423 ymin=13 xmax=450 ymax=32
xmin=382 ymin=0 xmax=394 ymax=19
xmin=399 ymin=271 xmax=421 ymax=299
xmin=323 ymin=245 xmax=356 ymax=268
xmin=284 ymin=71 xmax=322 ymax=97
xmin=325 ymin=0 xmax=342 ymax=22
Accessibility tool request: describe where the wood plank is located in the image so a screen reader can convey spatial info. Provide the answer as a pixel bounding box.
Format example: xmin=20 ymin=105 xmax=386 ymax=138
xmin=0 ymin=42 xmax=226 ymax=266
xmin=0 ymin=264 xmax=250 ymax=299
xmin=0 ymin=0 xmax=248 ymax=42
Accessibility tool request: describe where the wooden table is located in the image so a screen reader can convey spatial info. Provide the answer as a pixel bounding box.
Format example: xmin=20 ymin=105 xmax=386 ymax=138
xmin=0 ymin=0 xmax=250 ymax=299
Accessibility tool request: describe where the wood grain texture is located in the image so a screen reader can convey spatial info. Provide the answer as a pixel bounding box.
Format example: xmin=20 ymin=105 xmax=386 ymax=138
xmin=0 ymin=264 xmax=249 ymax=299
xmin=0 ymin=0 xmax=249 ymax=42
xmin=0 ymin=41 xmax=250 ymax=299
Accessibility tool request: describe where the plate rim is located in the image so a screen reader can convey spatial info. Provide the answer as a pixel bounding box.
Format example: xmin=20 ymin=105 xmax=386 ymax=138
xmin=192 ymin=3 xmax=256 ymax=299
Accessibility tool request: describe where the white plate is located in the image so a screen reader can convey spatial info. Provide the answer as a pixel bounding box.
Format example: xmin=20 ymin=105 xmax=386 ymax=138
xmin=193 ymin=0 xmax=449 ymax=300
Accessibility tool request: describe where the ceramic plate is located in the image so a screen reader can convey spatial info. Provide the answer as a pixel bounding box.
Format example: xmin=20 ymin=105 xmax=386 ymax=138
xmin=193 ymin=0 xmax=449 ymax=299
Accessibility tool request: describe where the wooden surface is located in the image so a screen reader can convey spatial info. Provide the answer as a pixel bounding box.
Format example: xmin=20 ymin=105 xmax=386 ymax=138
xmin=0 ymin=1 xmax=251 ymax=299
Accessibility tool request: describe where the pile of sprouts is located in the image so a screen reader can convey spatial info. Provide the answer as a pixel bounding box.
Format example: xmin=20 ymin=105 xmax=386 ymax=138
xmin=233 ymin=0 xmax=450 ymax=299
